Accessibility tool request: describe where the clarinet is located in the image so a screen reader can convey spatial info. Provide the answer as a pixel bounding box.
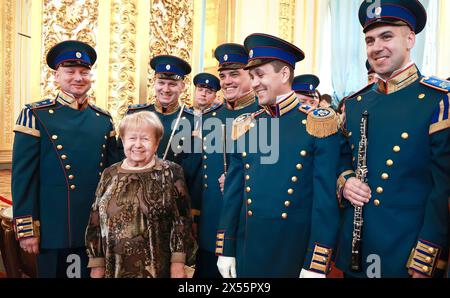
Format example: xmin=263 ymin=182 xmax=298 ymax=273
xmin=350 ymin=110 xmax=369 ymax=272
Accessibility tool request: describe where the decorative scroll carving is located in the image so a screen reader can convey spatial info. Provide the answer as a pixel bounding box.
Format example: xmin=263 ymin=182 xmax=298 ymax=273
xmin=40 ymin=0 xmax=99 ymax=101
xmin=149 ymin=0 xmax=194 ymax=104
xmin=107 ymin=0 xmax=138 ymax=126
xmin=279 ymin=0 xmax=296 ymax=43
xmin=1 ymin=0 xmax=14 ymax=151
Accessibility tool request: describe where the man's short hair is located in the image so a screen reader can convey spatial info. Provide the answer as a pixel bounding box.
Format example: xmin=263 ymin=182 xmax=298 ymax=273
xmin=270 ymin=60 xmax=294 ymax=84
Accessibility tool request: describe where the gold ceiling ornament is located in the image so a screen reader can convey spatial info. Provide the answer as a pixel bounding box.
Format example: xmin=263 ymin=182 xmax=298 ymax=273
xmin=148 ymin=0 xmax=194 ymax=104
xmin=41 ymin=0 xmax=99 ymax=101
xmin=107 ymin=0 xmax=138 ymax=127
xmin=279 ymin=0 xmax=296 ymax=43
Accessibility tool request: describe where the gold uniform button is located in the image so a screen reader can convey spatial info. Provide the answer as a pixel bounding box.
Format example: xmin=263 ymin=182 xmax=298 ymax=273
xmin=401 ymin=132 xmax=409 ymax=139
xmin=17 ymin=219 xmax=23 ymax=224
xmin=61 ymin=155 xmax=67 ymax=160
xmin=351 ymin=144 xmax=355 ymax=150
xmin=381 ymin=173 xmax=389 ymax=180
xmin=247 ymin=199 xmax=252 ymax=205
xmin=68 ymin=175 xmax=74 ymax=180
xmin=287 ymin=188 xmax=294 ymax=195
xmin=204 ymin=174 xmax=208 ymax=179
xmin=49 ymin=109 xmax=54 ymax=114
xmin=428 ymin=247 xmax=435 ymax=254
xmin=19 ymin=233 xmax=24 ymax=237
xmin=376 ymin=187 xmax=383 ymax=194
xmin=302 ymin=119 xmax=307 ymax=125
xmin=212 ymin=112 xmax=217 ymax=116
xmin=386 ymin=159 xmax=394 ymax=167
xmin=374 ymin=199 xmax=380 ymax=206
xmin=102 ymin=144 xmax=106 ymax=149
xmin=182 ymin=117 xmax=186 ymax=120
xmin=296 ymin=164 xmax=303 ymax=170
xmin=203 ymin=155 xmax=208 ymax=160
xmin=281 ymin=213 xmax=288 ymax=219
xmin=104 ymin=136 xmax=107 ymax=140
xmin=203 ymin=146 xmax=207 ymax=151
xmin=52 ymin=135 xmax=58 ymax=140
xmin=203 ymin=165 xmax=207 ymax=169
xmin=96 ymin=113 xmax=100 ymax=116
xmin=357 ymin=96 xmax=362 ymax=101
xmin=18 ymin=226 xmax=23 ymax=231
xmin=245 ymin=164 xmax=250 ymax=169
xmin=101 ymin=153 xmax=104 ymax=157
xmin=98 ymin=172 xmax=102 ymax=176
xmin=250 ymin=122 xmax=255 ymax=128
xmin=247 ymin=210 xmax=253 ymax=216
xmin=422 ymin=266 xmax=429 ymax=272
xmin=418 ymin=94 xmax=425 ymax=100
xmin=291 ymin=176 xmax=298 ymax=182
xmin=70 ymin=185 xmax=76 ymax=190
xmin=204 ymin=184 xmax=208 ymax=189
xmin=348 ymin=131 xmax=353 ymax=137
xmin=57 ymin=145 xmax=63 ymax=150
xmin=65 ymin=165 xmax=71 ymax=170
xmin=245 ymin=175 xmax=250 ymax=181
xmin=242 ymin=152 xmax=247 ymax=157
xmin=393 ymin=145 xmax=400 ymax=153
xmin=425 ymin=256 xmax=432 ymax=263
xmin=284 ymin=201 xmax=291 ymax=207
xmin=300 ymin=150 xmax=307 ymax=157
xmin=246 ymin=187 xmax=251 ymax=193
xmin=100 ymin=162 xmax=104 ymax=167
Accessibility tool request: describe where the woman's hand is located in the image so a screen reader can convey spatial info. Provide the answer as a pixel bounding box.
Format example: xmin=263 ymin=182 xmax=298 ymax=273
xmin=90 ymin=267 xmax=105 ymax=278
xmin=170 ymin=262 xmax=187 ymax=278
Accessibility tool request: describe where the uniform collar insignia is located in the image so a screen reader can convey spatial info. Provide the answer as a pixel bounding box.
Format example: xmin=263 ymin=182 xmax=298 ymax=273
xmin=226 ymin=91 xmax=257 ymax=111
xmin=263 ymin=92 xmax=299 ymax=118
xmin=57 ymin=91 xmax=89 ymax=110
xmin=154 ymin=98 xmax=180 ymax=115
xmin=377 ymin=63 xmax=420 ymax=95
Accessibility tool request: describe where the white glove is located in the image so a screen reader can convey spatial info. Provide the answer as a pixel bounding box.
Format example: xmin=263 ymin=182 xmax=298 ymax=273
xmin=299 ymin=268 xmax=326 ymax=278
xmin=217 ymin=256 xmax=236 ymax=278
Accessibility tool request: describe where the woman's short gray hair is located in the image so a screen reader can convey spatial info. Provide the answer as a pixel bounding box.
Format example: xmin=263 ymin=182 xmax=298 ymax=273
xmin=119 ymin=111 xmax=164 ymax=142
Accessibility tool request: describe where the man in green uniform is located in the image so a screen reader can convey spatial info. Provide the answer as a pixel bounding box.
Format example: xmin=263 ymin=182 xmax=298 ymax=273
xmin=191 ymin=44 xmax=260 ymax=278
xmin=215 ymin=33 xmax=341 ymax=278
xmin=336 ymin=0 xmax=449 ymax=278
xmin=12 ymin=40 xmax=118 ymax=277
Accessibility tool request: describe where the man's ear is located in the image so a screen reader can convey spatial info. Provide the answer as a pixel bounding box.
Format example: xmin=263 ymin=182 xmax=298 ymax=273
xmin=281 ymin=66 xmax=291 ymax=84
xmin=54 ymin=69 xmax=60 ymax=83
xmin=406 ymin=28 xmax=416 ymax=51
xmin=179 ymin=80 xmax=186 ymax=91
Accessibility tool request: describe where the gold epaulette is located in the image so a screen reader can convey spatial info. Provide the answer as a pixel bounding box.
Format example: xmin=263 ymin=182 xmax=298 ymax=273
xmin=306 ymin=107 xmax=339 ymax=138
xmin=231 ymin=112 xmax=256 ymax=140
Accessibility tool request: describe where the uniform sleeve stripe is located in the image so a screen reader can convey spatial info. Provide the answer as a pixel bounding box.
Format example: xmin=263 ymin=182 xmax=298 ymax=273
xmin=443 ymin=96 xmax=449 ymax=121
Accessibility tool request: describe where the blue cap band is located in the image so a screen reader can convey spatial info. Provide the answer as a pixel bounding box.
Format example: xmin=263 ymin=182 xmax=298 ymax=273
xmin=248 ymin=46 xmax=296 ymax=67
xmin=293 ymin=83 xmax=315 ymax=93
xmin=155 ymin=63 xmax=185 ymax=77
xmin=219 ymin=53 xmax=248 ymax=65
xmin=54 ymin=51 xmax=92 ymax=67
xmin=365 ymin=4 xmax=417 ymax=30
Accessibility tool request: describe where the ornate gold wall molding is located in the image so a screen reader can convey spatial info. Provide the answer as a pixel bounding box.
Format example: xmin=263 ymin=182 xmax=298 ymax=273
xmin=0 ymin=0 xmax=15 ymax=163
xmin=107 ymin=0 xmax=138 ymax=126
xmin=148 ymin=0 xmax=194 ymax=103
xmin=40 ymin=0 xmax=99 ymax=101
xmin=279 ymin=0 xmax=296 ymax=43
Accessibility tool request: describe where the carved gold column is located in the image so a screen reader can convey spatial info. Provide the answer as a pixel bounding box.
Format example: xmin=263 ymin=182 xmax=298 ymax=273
xmin=279 ymin=0 xmax=296 ymax=43
xmin=0 ymin=0 xmax=15 ymax=163
xmin=40 ymin=0 xmax=99 ymax=101
xmin=148 ymin=0 xmax=194 ymax=104
xmin=106 ymin=0 xmax=139 ymax=126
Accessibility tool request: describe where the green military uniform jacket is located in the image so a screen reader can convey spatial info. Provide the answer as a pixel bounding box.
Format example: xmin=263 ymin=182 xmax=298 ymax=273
xmin=12 ymin=91 xmax=118 ymax=248
xmin=336 ymin=64 xmax=450 ymax=277
xmin=215 ymin=92 xmax=341 ymax=277
xmin=188 ymin=92 xmax=259 ymax=253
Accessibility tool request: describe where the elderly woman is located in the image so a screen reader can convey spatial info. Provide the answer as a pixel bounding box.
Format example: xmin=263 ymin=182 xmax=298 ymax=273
xmin=85 ymin=111 xmax=194 ymax=278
